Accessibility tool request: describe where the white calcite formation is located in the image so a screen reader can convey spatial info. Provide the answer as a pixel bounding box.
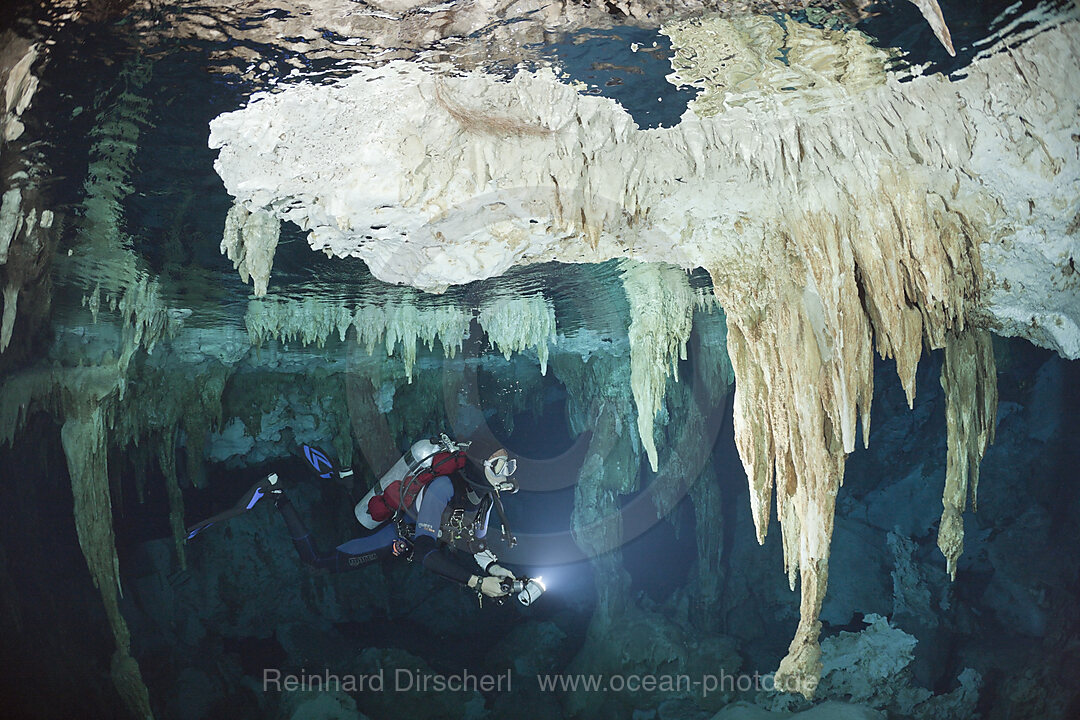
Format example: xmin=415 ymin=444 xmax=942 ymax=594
xmin=209 ymin=7 xmax=1080 ymax=694
xmin=811 ymin=614 xmax=980 ymax=717
xmin=0 ymin=33 xmax=38 ymax=145
xmin=621 ymin=260 xmax=697 ymax=472
xmin=221 ymin=202 xmax=281 ymax=297
xmin=245 ymin=295 xmax=472 ymax=381
xmin=477 ymin=293 xmax=556 ymax=374
xmin=209 ymin=10 xmax=1079 ymax=358
xmin=663 ymin=14 xmax=890 ymax=116
xmin=0 ymin=35 xmax=46 ymax=354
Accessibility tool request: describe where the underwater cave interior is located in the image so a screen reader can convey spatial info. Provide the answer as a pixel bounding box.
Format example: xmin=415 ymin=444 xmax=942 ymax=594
xmin=0 ymin=0 xmax=1079 ymax=718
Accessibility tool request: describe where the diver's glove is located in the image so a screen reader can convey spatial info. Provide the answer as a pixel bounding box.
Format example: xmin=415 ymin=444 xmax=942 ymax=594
xmin=486 ymin=564 xmax=515 ymax=580
xmin=469 ymin=575 xmax=509 ymax=598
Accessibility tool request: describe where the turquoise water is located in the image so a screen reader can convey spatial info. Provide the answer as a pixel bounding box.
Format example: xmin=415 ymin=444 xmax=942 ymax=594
xmin=1 ymin=2 xmax=1078 ymax=719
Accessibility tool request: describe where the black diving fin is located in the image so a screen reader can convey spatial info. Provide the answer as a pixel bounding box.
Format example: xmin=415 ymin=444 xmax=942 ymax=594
xmin=300 ymin=444 xmax=336 ymax=479
xmin=185 ymin=473 xmax=280 ymax=541
xmin=299 ymin=444 xmax=355 ymax=486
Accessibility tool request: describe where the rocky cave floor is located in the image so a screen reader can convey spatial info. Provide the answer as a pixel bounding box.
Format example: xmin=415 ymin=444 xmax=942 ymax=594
xmin=0 ymin=336 xmax=1077 ymax=720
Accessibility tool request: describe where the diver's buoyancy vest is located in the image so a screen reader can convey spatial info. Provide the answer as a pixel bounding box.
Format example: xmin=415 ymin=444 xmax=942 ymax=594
xmin=436 ymin=474 xmax=492 ymax=554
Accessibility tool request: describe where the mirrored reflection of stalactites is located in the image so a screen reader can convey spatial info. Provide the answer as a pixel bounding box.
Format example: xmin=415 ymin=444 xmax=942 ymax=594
xmin=0 ymin=33 xmax=56 ymax=367
xmin=58 ymin=54 xmax=187 ymax=391
xmin=662 ymin=13 xmax=890 ymax=115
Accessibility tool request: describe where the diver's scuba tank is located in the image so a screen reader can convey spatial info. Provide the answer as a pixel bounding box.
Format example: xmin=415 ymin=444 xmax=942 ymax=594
xmin=354 ymin=436 xmax=464 ymax=528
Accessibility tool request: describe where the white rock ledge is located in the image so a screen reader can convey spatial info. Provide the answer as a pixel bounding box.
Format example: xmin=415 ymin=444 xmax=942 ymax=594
xmin=209 ymin=11 xmax=1080 ymax=359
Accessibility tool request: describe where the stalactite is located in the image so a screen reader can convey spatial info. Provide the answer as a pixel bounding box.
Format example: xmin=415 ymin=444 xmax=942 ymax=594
xmin=0 ymin=195 xmax=53 ymax=361
xmin=0 ymin=188 xmax=21 ymax=266
xmin=359 ymin=303 xmax=470 ymax=382
xmin=647 ymin=307 xmax=733 ymax=631
xmin=938 ymin=328 xmax=997 ymax=580
xmin=0 ymin=34 xmax=38 ymax=146
xmin=157 ymin=429 xmax=187 ymax=570
xmin=60 ymin=382 xmax=154 ymax=720
xmin=116 ymin=277 xmax=183 ymax=383
xmin=477 ymin=293 xmax=557 ymax=375
xmin=246 ymin=296 xmax=472 ymax=382
xmin=206 ymin=6 xmax=1077 ymax=697
xmin=179 ymin=363 xmax=230 ymax=490
xmin=621 ymin=260 xmax=697 ymax=472
xmin=221 ymin=202 xmax=280 ymax=297
xmin=553 ymin=352 xmax=640 ymax=613
xmin=81 ymin=58 xmax=152 ymax=245
xmin=649 ymin=308 xmax=732 ymax=516
xmin=688 ymin=468 xmax=724 ymax=632
xmin=55 ymin=54 xmax=185 ymax=388
xmin=345 ymin=367 xmax=400 ymax=476
xmin=906 ymin=0 xmax=956 ymax=55
xmin=0 ymin=281 xmax=17 ymax=352
xmin=0 ymin=35 xmax=55 ymax=364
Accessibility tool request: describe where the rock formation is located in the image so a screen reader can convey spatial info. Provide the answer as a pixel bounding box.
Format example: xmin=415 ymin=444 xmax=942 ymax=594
xmin=207 ymin=6 xmax=1079 ymax=693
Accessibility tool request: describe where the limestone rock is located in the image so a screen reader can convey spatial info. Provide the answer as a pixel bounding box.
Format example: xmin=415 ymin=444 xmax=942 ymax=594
xmin=477 ymin=293 xmax=557 ymax=374
xmin=202 ymin=5 xmax=1078 ymax=698
xmin=622 ymin=260 xmax=697 ymax=471
xmin=937 ymin=329 xmax=997 ymax=581
xmin=221 ymin=202 xmax=281 ymax=297
xmin=906 ymin=0 xmax=955 ymax=56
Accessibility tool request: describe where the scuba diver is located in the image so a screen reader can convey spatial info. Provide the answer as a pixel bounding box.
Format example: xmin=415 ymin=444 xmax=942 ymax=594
xmin=187 ymin=435 xmax=544 ymax=605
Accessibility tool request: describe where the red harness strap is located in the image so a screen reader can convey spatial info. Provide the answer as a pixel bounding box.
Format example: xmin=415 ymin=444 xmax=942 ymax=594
xmin=367 ymin=450 xmax=468 ymax=521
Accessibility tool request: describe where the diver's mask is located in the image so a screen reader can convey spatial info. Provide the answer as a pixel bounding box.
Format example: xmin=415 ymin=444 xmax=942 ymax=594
xmin=483 ymin=452 xmax=518 ymax=493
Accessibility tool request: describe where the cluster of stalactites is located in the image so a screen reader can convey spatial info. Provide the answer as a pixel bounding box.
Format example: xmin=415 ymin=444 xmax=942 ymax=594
xmin=0 ymin=36 xmax=53 ymax=356
xmin=244 ymin=291 xmax=569 ymax=383
xmin=80 ymin=57 xmax=152 ymax=246
xmin=244 ymin=295 xmax=472 ymax=381
xmin=708 ymin=186 xmax=994 ymax=695
xmin=62 ymin=54 xmax=186 ymax=389
xmin=1 ymin=33 xmax=38 ymax=147
xmin=477 ymin=294 xmax=557 ymax=375
xmin=80 ymin=280 xmax=186 ymax=396
xmin=621 ymin=260 xmax=698 ymax=472
xmin=221 ymin=202 xmax=280 ymax=297
xmin=205 ymin=7 xmax=1075 ymax=699
xmin=938 ymin=328 xmax=997 ymax=581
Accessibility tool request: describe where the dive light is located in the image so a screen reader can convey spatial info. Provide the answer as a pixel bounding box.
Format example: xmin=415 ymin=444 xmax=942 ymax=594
xmin=501 ymin=576 xmax=547 ymax=606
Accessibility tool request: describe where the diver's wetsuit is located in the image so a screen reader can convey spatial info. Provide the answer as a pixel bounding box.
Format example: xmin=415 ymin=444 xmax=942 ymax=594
xmin=276 ymin=495 xmax=399 ymax=572
xmin=411 ymin=474 xmax=492 ymax=584
xmin=276 ymin=473 xmax=491 ymax=581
